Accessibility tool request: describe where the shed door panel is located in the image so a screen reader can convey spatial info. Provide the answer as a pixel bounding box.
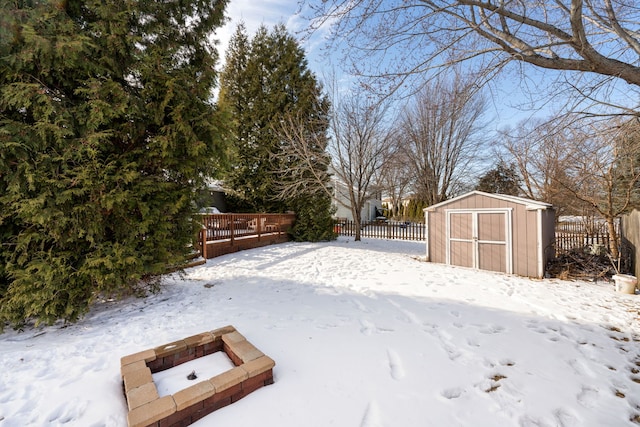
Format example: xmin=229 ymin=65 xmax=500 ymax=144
xmin=450 ymin=240 xmax=474 ymax=268
xmin=478 ymin=212 xmax=505 ymax=241
xmin=477 ymin=241 xmax=506 ymax=272
xmin=449 ymin=213 xmax=474 ymax=267
xmin=477 ymin=212 xmax=507 ymax=273
xmin=450 ymin=213 xmax=472 ymax=239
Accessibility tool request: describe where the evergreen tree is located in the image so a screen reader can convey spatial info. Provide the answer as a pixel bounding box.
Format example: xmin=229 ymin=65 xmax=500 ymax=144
xmin=219 ymin=24 xmax=334 ymax=240
xmin=476 ymin=161 xmax=522 ymax=195
xmin=288 ymin=194 xmax=336 ymax=242
xmin=0 ymin=0 xmax=229 ymax=328
xmin=406 ymin=199 xmax=417 ymax=221
xmin=219 ymin=24 xmax=326 ymax=211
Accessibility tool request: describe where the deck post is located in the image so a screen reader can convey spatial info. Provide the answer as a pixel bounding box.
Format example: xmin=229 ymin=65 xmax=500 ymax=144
xmin=230 ymin=214 xmax=235 ymax=245
xmin=201 ymin=227 xmax=207 ymax=259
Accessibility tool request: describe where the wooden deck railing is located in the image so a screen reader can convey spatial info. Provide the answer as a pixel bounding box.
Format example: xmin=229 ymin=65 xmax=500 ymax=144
xmin=195 ymin=213 xmax=295 ymax=259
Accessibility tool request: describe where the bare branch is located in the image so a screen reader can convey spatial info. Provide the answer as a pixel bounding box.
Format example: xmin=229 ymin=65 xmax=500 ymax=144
xmin=271 ymin=113 xmax=333 ymax=202
xmin=307 ymin=0 xmax=640 ymax=116
xmin=398 ymin=71 xmax=487 ymax=204
xmin=603 ymin=0 xmax=640 ymax=55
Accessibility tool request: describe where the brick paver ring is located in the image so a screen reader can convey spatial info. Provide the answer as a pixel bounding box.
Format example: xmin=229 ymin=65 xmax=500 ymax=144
xmin=120 ymin=325 xmax=275 ymax=427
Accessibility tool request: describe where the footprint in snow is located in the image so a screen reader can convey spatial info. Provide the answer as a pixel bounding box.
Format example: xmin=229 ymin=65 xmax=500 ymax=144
xmin=478 ymin=324 xmax=506 ymax=334
xmin=360 ymin=319 xmax=375 ymax=336
xmin=47 ymin=400 xmax=88 ymax=424
xmin=567 ymin=358 xmax=595 ymax=378
xmin=387 ymin=349 xmax=405 ymax=380
xmin=441 ymin=387 xmax=463 ymax=399
xmin=554 ymin=407 xmax=581 ymax=427
xmin=353 ymin=299 xmax=371 ymax=313
xmin=577 ymin=386 xmax=599 ymax=408
xmin=466 ymin=337 xmax=480 ymax=348
xmin=360 ymin=319 xmax=393 ymax=335
xmin=387 ymin=299 xmax=422 ymax=325
xmin=360 ymin=400 xmax=384 ymax=427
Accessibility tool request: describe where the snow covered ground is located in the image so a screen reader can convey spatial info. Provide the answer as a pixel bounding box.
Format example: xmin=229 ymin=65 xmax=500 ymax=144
xmin=1 ymin=237 xmax=639 ymax=427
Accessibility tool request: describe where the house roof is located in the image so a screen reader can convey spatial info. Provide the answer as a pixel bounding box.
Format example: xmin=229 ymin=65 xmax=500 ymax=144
xmin=423 ymin=190 xmax=553 ymax=212
xmin=204 ymin=178 xmax=226 ymax=192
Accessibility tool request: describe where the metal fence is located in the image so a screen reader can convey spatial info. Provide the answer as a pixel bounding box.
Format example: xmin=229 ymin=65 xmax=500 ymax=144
xmin=333 ymin=218 xmax=616 ymax=256
xmin=334 ymin=219 xmax=426 ymax=241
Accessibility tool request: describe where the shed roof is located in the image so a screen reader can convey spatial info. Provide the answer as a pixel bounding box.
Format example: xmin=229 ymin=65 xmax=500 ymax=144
xmin=423 ymin=190 xmax=553 ymax=212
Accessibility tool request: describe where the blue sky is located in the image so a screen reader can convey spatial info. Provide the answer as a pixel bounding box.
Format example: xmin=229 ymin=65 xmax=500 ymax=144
xmin=213 ymin=1 xmax=551 ymax=131
xmin=213 ymin=1 xmax=638 ymax=133
xmin=215 ymin=1 xmax=348 ymax=85
xmin=215 ymin=1 xmax=320 ymax=67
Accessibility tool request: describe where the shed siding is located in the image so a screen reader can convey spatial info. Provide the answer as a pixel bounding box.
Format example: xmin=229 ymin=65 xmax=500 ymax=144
xmin=426 ymin=192 xmax=553 ymax=278
xmin=429 ymin=208 xmax=446 ymax=264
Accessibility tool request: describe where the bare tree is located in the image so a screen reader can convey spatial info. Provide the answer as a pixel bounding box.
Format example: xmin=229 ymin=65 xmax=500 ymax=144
xmin=273 ymin=91 xmax=391 ymax=241
xmin=378 ymin=145 xmax=413 ymax=219
xmin=500 ymin=118 xmax=581 ymax=218
xmin=307 ymin=0 xmax=640 ymax=116
xmin=329 ymin=94 xmax=391 ymax=240
xmin=397 ymin=72 xmax=486 ymax=205
xmin=271 ymin=112 xmax=332 ymax=201
xmin=557 ymin=118 xmax=640 ymax=259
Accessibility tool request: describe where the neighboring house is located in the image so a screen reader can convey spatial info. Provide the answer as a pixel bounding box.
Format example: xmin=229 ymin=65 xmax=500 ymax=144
xmin=423 ymin=191 xmax=555 ymax=278
xmin=197 ymin=179 xmax=228 ymax=212
xmin=330 ymin=169 xmax=383 ymax=222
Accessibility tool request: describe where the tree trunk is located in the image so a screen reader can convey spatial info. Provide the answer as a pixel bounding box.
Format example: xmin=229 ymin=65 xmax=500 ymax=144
xmin=606 ymin=217 xmax=619 ymax=261
xmin=354 ymin=216 xmax=362 ymax=241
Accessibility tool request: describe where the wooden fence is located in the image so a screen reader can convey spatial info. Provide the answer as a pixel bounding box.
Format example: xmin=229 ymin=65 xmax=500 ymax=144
xmin=334 ymin=219 xmax=426 ymax=241
xmin=195 ymin=213 xmax=295 ymax=259
xmin=554 ymin=221 xmax=616 ymax=254
xmin=555 ymin=231 xmax=611 ymax=254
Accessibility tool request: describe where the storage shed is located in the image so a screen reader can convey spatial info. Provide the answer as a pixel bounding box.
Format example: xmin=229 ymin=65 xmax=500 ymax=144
xmin=423 ymin=191 xmax=555 ymax=278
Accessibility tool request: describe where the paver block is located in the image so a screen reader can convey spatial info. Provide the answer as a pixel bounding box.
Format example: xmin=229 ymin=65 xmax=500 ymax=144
xmin=155 ymin=339 xmax=187 ymax=359
xmin=123 ymin=366 xmax=153 ymax=393
xmin=173 ymin=380 xmax=215 ymax=411
xmin=221 ymin=331 xmax=246 ymax=345
xmin=210 ymin=366 xmax=248 ymax=392
xmin=127 ymin=395 xmax=176 ymax=427
xmin=227 ymin=339 xmax=264 ymax=363
xmin=121 ymin=349 xmax=157 ymax=368
xmin=126 ymin=382 xmax=159 ymax=410
xmin=184 ymin=332 xmax=215 ymax=349
xmin=211 ymin=325 xmax=236 ymax=339
xmin=121 ymin=359 xmax=147 ymax=378
xmin=240 ymin=356 xmax=276 ymax=378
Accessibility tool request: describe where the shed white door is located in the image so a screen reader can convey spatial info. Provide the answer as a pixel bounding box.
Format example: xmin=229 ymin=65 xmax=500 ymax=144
xmin=446 ymin=209 xmax=512 ymax=274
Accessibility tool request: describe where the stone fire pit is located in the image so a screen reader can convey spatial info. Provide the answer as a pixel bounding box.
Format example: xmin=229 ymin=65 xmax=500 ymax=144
xmin=120 ymin=325 xmax=275 ymax=427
